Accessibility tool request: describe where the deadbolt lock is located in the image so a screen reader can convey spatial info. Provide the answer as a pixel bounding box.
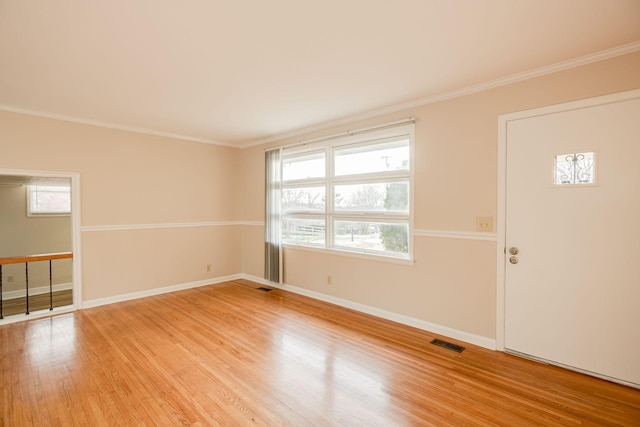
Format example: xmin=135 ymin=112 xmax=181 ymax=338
xmin=509 ymin=247 xmax=519 ymax=255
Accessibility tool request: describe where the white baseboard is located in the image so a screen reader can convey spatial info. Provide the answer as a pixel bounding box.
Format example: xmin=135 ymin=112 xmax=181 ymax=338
xmin=243 ymin=274 xmax=496 ymax=350
xmin=3 ymin=282 xmax=73 ymax=300
xmin=77 ymin=272 xmax=496 ymax=350
xmin=82 ymin=274 xmax=242 ymax=309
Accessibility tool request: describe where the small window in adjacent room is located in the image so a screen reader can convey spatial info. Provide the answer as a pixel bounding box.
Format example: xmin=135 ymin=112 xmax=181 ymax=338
xmin=27 ymin=184 xmax=71 ymax=215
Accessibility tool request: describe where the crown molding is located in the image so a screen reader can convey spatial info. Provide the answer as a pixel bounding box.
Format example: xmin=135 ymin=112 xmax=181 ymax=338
xmin=1 ymin=41 xmax=637 ymax=150
xmin=241 ymin=41 xmax=640 ymax=148
xmin=0 ymin=105 xmax=234 ymax=147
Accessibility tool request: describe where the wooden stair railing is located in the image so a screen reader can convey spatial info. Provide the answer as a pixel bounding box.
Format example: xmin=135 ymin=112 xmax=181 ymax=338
xmin=0 ymin=252 xmax=73 ymax=319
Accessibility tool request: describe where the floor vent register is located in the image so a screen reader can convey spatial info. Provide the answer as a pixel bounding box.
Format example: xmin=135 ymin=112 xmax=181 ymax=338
xmin=431 ymin=339 xmax=465 ymax=353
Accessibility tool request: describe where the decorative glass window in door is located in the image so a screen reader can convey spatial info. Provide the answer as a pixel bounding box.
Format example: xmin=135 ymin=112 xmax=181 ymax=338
xmin=554 ymin=152 xmax=596 ymax=185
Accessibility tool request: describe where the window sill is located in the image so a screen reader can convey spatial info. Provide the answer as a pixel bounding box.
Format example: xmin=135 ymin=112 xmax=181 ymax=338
xmin=27 ymin=213 xmax=71 ymax=218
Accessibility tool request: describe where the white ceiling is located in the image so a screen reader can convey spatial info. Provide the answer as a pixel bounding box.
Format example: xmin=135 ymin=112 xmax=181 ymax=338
xmin=1 ymin=1 xmax=639 ymax=147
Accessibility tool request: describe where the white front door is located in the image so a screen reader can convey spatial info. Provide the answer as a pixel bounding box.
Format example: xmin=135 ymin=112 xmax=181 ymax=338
xmin=503 ymin=91 xmax=640 ymax=387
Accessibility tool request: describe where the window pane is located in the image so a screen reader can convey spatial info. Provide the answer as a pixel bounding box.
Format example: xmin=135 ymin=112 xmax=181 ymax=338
xmin=283 ymin=218 xmax=325 ymax=245
xmin=335 ymin=182 xmax=408 ymax=212
xmin=335 ymin=139 xmax=409 ymax=176
xmin=334 ymin=220 xmax=408 ymax=256
xmin=29 ymin=185 xmax=71 ymax=214
xmin=554 ymin=152 xmax=595 ymax=185
xmin=283 ymin=151 xmax=325 ymax=181
xmin=282 ymin=187 xmax=325 ymax=213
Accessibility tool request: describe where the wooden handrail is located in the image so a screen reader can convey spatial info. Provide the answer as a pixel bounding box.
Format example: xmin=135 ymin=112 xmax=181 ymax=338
xmin=0 ymin=252 xmax=73 ymax=266
xmin=0 ymin=251 xmax=73 ymax=318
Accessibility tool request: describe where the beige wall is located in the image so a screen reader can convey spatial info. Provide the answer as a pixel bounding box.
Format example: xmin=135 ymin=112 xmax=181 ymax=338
xmin=0 ymin=113 xmax=242 ymax=302
xmin=0 ymin=185 xmax=72 ymax=292
xmin=1 ymin=51 xmax=638 ymax=342
xmin=240 ymin=52 xmax=640 ymax=341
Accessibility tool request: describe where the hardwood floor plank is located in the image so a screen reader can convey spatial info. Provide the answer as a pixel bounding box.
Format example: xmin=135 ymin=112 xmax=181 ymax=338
xmin=1 ymin=279 xmax=639 ymax=426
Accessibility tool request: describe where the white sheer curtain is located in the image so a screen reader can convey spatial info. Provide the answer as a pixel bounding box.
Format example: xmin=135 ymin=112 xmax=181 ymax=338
xmin=264 ymin=148 xmax=282 ymax=283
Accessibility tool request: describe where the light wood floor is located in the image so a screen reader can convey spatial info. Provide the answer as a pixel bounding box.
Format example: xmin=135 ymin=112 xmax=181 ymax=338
xmin=1 ymin=280 xmax=638 ymax=426
xmin=2 ymin=289 xmax=73 ymax=317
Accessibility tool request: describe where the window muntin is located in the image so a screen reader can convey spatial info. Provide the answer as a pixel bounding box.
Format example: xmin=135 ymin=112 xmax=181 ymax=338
xmin=281 ymin=124 xmax=413 ymax=260
xmin=28 ymin=185 xmax=71 ymax=215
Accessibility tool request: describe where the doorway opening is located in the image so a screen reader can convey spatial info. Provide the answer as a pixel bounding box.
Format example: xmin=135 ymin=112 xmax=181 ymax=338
xmin=0 ymin=169 xmax=82 ymax=324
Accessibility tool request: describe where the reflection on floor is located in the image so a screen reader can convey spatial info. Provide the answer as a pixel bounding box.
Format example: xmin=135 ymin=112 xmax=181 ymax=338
xmin=1 ymin=280 xmax=639 ymax=425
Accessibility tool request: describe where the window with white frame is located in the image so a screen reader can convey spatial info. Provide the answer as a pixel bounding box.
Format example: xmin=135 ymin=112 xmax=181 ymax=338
xmin=27 ymin=184 xmax=71 ymax=215
xmin=281 ymin=123 xmax=413 ymax=259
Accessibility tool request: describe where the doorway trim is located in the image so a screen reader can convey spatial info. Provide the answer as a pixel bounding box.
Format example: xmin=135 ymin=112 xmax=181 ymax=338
xmin=0 ymin=168 xmax=82 ymax=320
xmin=496 ymin=88 xmax=640 ymax=351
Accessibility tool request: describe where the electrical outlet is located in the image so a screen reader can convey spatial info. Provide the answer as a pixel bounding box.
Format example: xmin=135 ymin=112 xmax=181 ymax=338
xmin=7 ymin=276 xmax=14 ymax=283
xmin=327 ymin=275 xmax=332 ymax=285
xmin=206 ymin=264 xmax=211 ymax=272
xmin=476 ymin=216 xmax=493 ymax=232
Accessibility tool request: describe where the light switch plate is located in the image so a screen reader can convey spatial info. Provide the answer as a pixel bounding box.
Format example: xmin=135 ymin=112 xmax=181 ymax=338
xmin=476 ymin=216 xmax=493 ymax=232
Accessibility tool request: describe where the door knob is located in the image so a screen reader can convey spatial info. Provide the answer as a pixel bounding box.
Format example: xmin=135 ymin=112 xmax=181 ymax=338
xmin=509 ymin=247 xmax=519 ymax=255
xmin=509 ymin=256 xmax=519 ymax=264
